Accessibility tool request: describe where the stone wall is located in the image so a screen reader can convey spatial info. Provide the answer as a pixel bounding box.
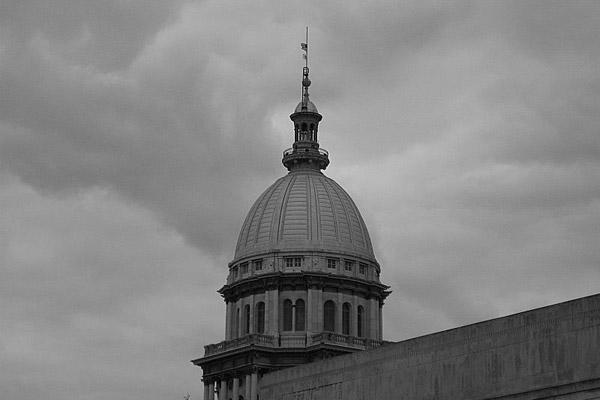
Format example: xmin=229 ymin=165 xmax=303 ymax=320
xmin=260 ymin=293 xmax=600 ymax=400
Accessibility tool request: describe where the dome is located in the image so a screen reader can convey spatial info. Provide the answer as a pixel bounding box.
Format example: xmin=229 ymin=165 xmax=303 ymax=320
xmin=233 ymin=169 xmax=376 ymax=263
xmin=294 ymin=100 xmax=319 ymax=113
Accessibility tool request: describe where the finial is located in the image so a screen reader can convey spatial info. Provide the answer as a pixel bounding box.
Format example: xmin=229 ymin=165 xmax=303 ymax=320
xmin=301 ymin=26 xmax=309 ymax=69
xmin=283 ymin=28 xmax=328 ymax=171
xmin=300 ymin=27 xmax=311 ymax=110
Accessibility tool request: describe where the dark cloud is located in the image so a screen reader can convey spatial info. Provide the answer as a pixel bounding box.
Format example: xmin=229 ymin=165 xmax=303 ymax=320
xmin=1 ymin=1 xmax=599 ymax=398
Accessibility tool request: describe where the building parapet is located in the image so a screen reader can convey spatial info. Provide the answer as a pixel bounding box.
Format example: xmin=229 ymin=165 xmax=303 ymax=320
xmin=204 ymin=332 xmax=388 ymax=357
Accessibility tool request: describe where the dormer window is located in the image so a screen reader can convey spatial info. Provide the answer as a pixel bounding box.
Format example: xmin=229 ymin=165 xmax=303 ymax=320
xmin=327 ymin=259 xmax=338 ymax=270
xmin=359 ymin=263 xmax=367 ymax=274
xmin=240 ymin=262 xmax=248 ymax=274
xmin=285 ymin=257 xmax=302 ymax=268
xmin=344 ymin=260 xmax=354 ymax=272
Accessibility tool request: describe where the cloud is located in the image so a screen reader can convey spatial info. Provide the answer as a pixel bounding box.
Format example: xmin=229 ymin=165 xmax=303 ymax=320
xmin=1 ymin=1 xmax=600 ymax=398
xmin=0 ymin=174 xmax=222 ymax=398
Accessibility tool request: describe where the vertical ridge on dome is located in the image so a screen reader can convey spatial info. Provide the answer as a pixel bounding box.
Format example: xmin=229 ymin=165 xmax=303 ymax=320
xmin=275 ymin=174 xmax=296 ymax=243
xmin=328 ymin=179 xmax=354 ymax=245
xmin=313 ymin=175 xmax=337 ymax=242
xmin=282 ymin=174 xmax=309 ymax=240
xmin=254 ymin=180 xmax=281 ymax=246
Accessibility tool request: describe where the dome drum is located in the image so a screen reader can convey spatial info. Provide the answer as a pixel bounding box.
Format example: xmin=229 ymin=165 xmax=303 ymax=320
xmin=226 ymin=251 xmax=382 ymax=287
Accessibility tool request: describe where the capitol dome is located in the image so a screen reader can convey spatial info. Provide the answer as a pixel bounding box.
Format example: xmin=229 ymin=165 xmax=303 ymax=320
xmin=233 ymin=169 xmax=376 ymax=263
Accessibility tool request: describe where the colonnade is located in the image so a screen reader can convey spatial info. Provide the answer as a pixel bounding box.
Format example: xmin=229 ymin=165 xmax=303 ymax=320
xmin=203 ymin=371 xmax=258 ymax=400
xmin=225 ymin=287 xmax=384 ymax=340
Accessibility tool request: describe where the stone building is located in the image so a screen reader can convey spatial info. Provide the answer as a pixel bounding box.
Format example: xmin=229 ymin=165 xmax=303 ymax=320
xmin=193 ymin=54 xmax=600 ymax=400
xmin=261 ymin=293 xmax=600 ymax=399
xmin=192 ymin=58 xmax=390 ymax=399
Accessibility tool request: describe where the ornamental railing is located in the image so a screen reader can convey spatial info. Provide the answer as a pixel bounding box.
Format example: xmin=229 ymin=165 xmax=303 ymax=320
xmin=204 ymin=332 xmax=386 ymax=357
xmin=282 ymin=147 xmax=329 ymax=157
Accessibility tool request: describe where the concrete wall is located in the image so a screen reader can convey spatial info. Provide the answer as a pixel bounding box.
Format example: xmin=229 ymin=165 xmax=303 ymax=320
xmin=260 ymin=293 xmax=600 ymax=400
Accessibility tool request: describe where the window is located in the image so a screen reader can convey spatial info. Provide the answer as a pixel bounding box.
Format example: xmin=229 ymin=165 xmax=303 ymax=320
xmin=327 ymin=259 xmax=337 ymax=270
xmin=357 ymin=306 xmax=364 ymax=338
xmin=240 ymin=262 xmax=248 ymax=274
xmin=324 ymin=301 xmax=336 ymax=332
xmin=233 ymin=267 xmax=239 ymax=278
xmin=344 ymin=260 xmax=354 ymax=272
xmin=342 ymin=303 xmax=351 ymax=335
xmin=285 ymin=257 xmax=302 ymax=269
xmin=283 ymin=299 xmax=293 ymax=331
xmin=359 ymin=263 xmax=367 ymax=274
xmin=255 ymin=302 xmax=265 ymax=334
xmin=295 ymin=299 xmax=305 ymax=331
xmin=244 ymin=305 xmax=250 ymax=335
xmin=235 ymin=308 xmax=240 ymax=337
xmin=253 ymin=260 xmax=263 ymax=271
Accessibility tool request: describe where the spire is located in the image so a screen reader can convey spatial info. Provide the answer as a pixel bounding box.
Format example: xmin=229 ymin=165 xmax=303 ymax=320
xmin=300 ymin=27 xmax=312 ymax=111
xmin=282 ymin=27 xmax=330 ymax=172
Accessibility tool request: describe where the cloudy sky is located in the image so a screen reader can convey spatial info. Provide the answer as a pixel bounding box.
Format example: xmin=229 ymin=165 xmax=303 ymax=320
xmin=1 ymin=1 xmax=599 ymax=398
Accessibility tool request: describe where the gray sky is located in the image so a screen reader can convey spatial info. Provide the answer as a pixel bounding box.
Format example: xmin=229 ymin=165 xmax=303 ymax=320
xmin=1 ymin=1 xmax=599 ymax=399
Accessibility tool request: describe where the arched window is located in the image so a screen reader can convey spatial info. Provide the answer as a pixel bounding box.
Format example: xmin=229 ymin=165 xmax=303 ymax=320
xmin=324 ymin=301 xmax=336 ymax=332
xmin=244 ymin=305 xmax=250 ymax=335
xmin=295 ymin=299 xmax=305 ymax=331
xmin=357 ymin=305 xmax=364 ymax=338
xmin=283 ymin=299 xmax=293 ymax=331
xmin=255 ymin=302 xmax=265 ymax=334
xmin=342 ymin=303 xmax=351 ymax=335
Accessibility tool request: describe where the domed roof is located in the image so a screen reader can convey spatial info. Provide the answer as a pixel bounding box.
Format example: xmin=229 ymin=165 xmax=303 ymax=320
xmin=233 ymin=169 xmax=376 ymax=263
xmin=294 ymin=100 xmax=318 ymax=113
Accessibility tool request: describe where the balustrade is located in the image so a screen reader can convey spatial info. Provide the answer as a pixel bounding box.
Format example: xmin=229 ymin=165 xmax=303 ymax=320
xmin=205 ymin=332 xmax=386 ymax=356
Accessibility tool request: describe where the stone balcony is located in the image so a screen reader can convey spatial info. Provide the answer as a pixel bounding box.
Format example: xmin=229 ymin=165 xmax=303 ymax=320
xmin=204 ymin=332 xmax=388 ymax=357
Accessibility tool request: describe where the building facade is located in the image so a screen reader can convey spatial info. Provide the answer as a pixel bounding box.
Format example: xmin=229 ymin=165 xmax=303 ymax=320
xmin=261 ymin=293 xmax=600 ymax=400
xmin=192 ymin=58 xmax=390 ymax=400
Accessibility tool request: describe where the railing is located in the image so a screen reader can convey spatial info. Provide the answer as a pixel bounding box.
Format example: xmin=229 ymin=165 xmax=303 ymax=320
xmin=310 ymin=332 xmax=386 ymax=349
xmin=204 ymin=332 xmax=386 ymax=356
xmin=282 ymin=147 xmax=329 ymax=157
xmin=204 ymin=334 xmax=276 ymax=355
xmin=280 ymin=334 xmax=307 ymax=348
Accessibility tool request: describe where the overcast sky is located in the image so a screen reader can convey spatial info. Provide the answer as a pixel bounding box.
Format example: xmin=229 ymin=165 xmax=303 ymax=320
xmin=1 ymin=1 xmax=599 ymax=399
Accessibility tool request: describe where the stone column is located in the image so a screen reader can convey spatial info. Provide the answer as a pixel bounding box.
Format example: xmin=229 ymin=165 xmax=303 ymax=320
xmin=307 ymin=286 xmax=314 ymax=334
xmin=224 ymin=301 xmax=229 ymax=340
xmin=249 ymin=294 xmax=255 ymax=334
xmin=270 ymin=287 xmax=279 ymax=334
xmin=250 ymin=371 xmax=258 ymax=400
xmin=204 ymin=382 xmax=210 ymax=400
xmin=208 ymin=382 xmax=215 ymax=400
xmin=370 ymin=297 xmax=378 ymax=339
xmin=351 ymin=293 xmax=357 ymax=337
xmin=337 ymin=291 xmax=343 ymax=334
xmin=316 ymin=288 xmax=323 ymax=332
xmin=245 ymin=374 xmax=251 ymax=400
xmin=264 ymin=290 xmax=270 ymax=335
xmin=220 ymin=379 xmax=228 ymax=400
xmin=379 ymin=301 xmax=383 ymax=340
xmin=232 ymin=377 xmax=239 ymax=400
